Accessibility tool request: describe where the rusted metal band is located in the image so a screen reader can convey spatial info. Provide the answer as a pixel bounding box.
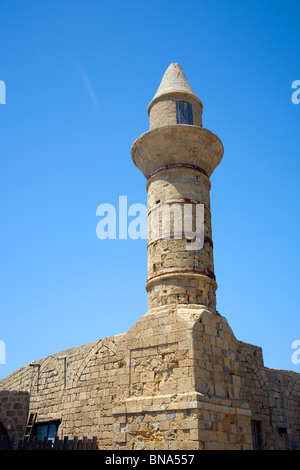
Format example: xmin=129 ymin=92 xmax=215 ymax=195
xmin=147 ymin=199 xmax=210 ymax=215
xmin=146 ymin=270 xmax=217 ymax=292
xmin=147 ymin=267 xmax=216 ymax=283
xmin=147 ymin=162 xmax=209 ymax=180
xmin=147 ymin=234 xmax=213 ymax=248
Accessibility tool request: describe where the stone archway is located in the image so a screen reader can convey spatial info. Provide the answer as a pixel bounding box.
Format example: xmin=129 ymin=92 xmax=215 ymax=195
xmin=72 ymin=337 xmax=118 ymax=388
xmin=285 ymin=377 xmax=300 ymax=448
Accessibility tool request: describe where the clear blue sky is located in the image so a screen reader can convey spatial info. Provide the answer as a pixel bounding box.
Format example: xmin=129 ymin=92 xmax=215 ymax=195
xmin=0 ymin=0 xmax=299 ymax=379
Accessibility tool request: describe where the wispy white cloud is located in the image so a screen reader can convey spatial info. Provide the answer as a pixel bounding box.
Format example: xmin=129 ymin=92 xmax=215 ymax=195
xmin=0 ymin=80 xmax=6 ymax=104
xmin=80 ymin=65 xmax=100 ymax=112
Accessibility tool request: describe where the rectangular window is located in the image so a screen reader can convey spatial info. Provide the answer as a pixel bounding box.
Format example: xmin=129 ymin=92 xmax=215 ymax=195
xmin=251 ymin=420 xmax=262 ymax=450
xmin=34 ymin=421 xmax=60 ymax=442
xmin=176 ymin=101 xmax=193 ymax=125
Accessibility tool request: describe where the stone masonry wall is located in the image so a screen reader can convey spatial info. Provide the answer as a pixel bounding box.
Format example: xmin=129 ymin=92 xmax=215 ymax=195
xmin=0 ymin=390 xmax=29 ymax=440
xmin=1 ymin=306 xmax=298 ymax=449
xmin=237 ymin=341 xmax=300 ymax=450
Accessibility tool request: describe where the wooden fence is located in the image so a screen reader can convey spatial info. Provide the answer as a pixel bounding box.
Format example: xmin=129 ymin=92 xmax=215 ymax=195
xmin=0 ymin=435 xmax=98 ymax=450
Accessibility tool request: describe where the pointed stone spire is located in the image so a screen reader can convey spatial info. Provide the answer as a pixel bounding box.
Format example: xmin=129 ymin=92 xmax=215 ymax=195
xmin=148 ymin=63 xmax=202 ymax=114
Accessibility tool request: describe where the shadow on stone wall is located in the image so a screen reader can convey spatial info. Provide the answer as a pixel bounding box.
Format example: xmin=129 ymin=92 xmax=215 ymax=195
xmin=0 ymin=390 xmax=29 ymax=440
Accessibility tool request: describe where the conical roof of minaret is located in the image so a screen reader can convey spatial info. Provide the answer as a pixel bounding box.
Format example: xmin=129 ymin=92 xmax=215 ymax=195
xmin=148 ymin=63 xmax=202 ymax=114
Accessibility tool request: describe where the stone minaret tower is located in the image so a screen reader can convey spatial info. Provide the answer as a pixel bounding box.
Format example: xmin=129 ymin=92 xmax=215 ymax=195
xmin=131 ymin=63 xmax=223 ymax=313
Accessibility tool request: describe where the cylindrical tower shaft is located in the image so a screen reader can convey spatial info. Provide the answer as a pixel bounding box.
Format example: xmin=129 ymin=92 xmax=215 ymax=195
xmin=131 ymin=64 xmax=223 ymax=313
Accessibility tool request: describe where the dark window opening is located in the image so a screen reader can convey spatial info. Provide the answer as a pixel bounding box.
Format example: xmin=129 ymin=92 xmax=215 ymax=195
xmin=176 ymin=101 xmax=193 ymax=125
xmin=33 ymin=420 xmax=60 ymax=442
xmin=251 ymin=420 xmax=262 ymax=450
xmin=0 ymin=422 xmax=8 ymax=438
xmin=277 ymin=426 xmax=287 ymax=435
